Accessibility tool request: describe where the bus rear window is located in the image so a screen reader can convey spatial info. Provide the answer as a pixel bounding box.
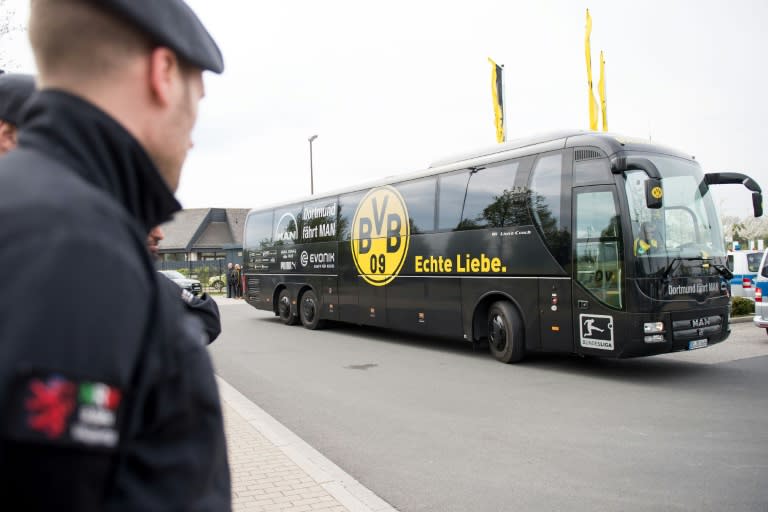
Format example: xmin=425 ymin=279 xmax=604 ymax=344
xmin=244 ymin=211 xmax=273 ymax=250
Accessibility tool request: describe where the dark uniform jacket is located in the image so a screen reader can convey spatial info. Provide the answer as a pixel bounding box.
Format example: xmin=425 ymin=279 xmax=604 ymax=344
xmin=158 ymin=275 xmax=222 ymax=344
xmin=0 ymin=90 xmax=231 ymax=510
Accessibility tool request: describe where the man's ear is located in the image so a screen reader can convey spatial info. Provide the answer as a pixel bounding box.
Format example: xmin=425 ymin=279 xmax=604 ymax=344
xmin=147 ymin=47 xmax=180 ymax=107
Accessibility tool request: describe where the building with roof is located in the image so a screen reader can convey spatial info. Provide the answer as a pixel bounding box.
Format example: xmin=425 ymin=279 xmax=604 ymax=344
xmin=158 ymin=207 xmax=249 ymax=264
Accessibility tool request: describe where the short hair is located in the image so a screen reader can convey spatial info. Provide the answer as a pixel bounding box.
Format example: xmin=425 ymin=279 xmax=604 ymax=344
xmin=29 ymin=0 xmax=153 ymax=83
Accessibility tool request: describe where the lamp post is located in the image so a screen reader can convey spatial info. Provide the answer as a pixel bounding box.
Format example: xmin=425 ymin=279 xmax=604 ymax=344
xmin=308 ymin=134 xmax=318 ymax=195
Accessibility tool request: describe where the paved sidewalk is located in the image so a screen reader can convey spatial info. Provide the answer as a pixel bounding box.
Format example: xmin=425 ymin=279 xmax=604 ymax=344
xmin=217 ymin=377 xmax=398 ymax=512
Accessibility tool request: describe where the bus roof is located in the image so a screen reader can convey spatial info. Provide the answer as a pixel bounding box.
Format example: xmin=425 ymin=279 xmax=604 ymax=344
xmin=246 ymin=131 xmax=695 ymax=215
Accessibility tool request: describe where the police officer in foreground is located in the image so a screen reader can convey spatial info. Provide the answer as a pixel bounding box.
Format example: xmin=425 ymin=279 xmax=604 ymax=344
xmin=0 ymin=0 xmax=230 ymax=509
xmin=0 ymin=72 xmax=36 ymax=156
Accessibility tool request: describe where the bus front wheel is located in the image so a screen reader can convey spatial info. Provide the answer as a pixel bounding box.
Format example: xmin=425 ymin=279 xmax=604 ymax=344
xmin=277 ymin=289 xmax=298 ymax=325
xmin=487 ymin=301 xmax=524 ymax=363
xmin=300 ymin=290 xmax=326 ymax=330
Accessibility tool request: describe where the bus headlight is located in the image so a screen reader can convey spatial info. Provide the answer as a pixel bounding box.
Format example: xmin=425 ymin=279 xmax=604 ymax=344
xmin=643 ymin=322 xmax=664 ymax=334
xmin=644 ymin=334 xmax=665 ymax=343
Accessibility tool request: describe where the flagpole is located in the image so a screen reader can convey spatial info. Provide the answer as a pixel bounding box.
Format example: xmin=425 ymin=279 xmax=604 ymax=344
xmin=500 ymin=64 xmax=507 ymax=142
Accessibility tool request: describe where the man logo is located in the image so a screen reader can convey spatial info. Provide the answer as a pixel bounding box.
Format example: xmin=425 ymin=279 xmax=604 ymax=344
xmin=351 ymin=186 xmax=410 ymax=286
xmin=275 ymin=212 xmax=298 ymax=242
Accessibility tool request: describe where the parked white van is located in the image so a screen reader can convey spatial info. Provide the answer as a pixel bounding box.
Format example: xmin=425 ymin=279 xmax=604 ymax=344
xmin=727 ymin=250 xmax=763 ymax=300
xmin=752 ymin=251 xmax=768 ymax=333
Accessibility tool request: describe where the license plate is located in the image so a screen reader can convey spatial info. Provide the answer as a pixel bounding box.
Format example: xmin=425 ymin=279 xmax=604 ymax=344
xmin=688 ymin=339 xmax=708 ymax=350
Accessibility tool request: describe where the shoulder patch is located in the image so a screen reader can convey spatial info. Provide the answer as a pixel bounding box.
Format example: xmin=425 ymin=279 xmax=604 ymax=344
xmin=3 ymin=372 xmax=123 ymax=450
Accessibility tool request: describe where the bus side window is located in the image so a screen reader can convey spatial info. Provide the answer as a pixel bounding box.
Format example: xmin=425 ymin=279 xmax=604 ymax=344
xmin=300 ymin=198 xmax=338 ymax=243
xmin=459 ymin=161 xmax=522 ymax=230
xmin=338 ymin=191 xmax=366 ymax=241
xmin=529 ymin=152 xmax=570 ymax=268
xmin=244 ymin=211 xmax=273 ymax=251
xmin=437 ymin=171 xmax=469 ymax=231
xmin=273 ymin=205 xmax=302 ymax=245
xmin=395 ymin=177 xmax=436 ymax=234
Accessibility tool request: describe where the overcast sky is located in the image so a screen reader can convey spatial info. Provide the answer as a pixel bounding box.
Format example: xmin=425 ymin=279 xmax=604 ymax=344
xmin=4 ymin=0 xmax=767 ymax=218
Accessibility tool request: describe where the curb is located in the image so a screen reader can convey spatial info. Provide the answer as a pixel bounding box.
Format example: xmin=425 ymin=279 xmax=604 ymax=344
xmin=217 ymin=377 xmax=398 ymax=512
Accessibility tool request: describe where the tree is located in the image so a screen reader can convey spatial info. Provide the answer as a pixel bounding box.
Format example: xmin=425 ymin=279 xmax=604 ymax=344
xmin=0 ymin=0 xmax=25 ymax=71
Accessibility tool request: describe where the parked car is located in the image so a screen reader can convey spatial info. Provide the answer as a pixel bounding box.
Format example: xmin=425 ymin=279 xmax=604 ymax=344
xmin=752 ymin=251 xmax=768 ymax=334
xmin=208 ymin=274 xmax=226 ymax=292
xmin=726 ymin=249 xmax=763 ymax=300
xmin=158 ymin=270 xmax=202 ymax=296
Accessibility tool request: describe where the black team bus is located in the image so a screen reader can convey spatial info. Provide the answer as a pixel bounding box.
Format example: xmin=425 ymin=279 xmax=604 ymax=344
xmin=242 ymin=131 xmax=762 ymax=363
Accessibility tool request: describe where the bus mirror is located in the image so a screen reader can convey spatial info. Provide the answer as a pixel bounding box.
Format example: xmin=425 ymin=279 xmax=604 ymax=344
xmin=753 ymin=192 xmax=763 ymax=217
xmin=645 ymin=178 xmax=663 ymax=209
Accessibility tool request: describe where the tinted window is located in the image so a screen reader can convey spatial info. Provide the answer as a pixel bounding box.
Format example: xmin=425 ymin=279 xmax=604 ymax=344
xmin=459 ymin=161 xmax=521 ymax=230
xmin=273 ymin=205 xmax=301 ymax=245
xmin=300 ymin=199 xmax=338 ymax=243
xmin=395 ymin=178 xmax=436 ymax=234
xmin=748 ymin=252 xmax=763 ymax=272
xmin=529 ymin=154 xmax=564 ymax=233
xmin=575 ymin=190 xmax=623 ymax=309
xmin=244 ymin=211 xmax=273 ymax=250
xmin=338 ymin=191 xmax=366 ymax=241
xmin=529 ymin=153 xmax=570 ymax=267
xmin=438 ymin=171 xmax=469 ymax=231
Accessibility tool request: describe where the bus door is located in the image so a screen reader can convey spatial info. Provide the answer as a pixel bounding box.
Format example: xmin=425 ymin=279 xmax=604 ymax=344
xmin=572 ymin=186 xmax=624 ymax=353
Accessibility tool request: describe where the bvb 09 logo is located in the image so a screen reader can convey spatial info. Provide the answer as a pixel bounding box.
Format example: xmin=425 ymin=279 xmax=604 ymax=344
xmin=351 ymin=186 xmax=410 ymax=286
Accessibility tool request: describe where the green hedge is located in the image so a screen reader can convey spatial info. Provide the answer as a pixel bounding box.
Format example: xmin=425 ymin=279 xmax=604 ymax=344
xmin=731 ymin=297 xmax=755 ymax=316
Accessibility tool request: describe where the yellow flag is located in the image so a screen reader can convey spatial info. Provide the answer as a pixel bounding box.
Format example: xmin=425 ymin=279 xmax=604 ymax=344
xmin=598 ymin=50 xmax=608 ymax=131
xmin=488 ymin=57 xmax=505 ymax=143
xmin=585 ymin=9 xmax=598 ymax=131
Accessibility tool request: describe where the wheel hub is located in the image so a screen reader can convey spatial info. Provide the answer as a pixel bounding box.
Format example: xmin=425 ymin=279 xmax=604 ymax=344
xmin=489 ymin=315 xmax=507 ymax=351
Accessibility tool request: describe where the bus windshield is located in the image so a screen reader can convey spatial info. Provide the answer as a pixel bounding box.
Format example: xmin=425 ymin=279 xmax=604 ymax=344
xmin=624 ymin=153 xmax=726 ymax=277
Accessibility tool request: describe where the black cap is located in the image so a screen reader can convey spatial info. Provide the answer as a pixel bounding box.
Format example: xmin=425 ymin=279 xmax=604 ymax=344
xmin=98 ymin=0 xmax=224 ymax=73
xmin=0 ymin=73 xmax=36 ymax=125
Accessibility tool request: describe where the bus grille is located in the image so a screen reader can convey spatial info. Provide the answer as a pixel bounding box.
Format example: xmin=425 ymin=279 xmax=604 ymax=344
xmin=671 ymin=315 xmax=723 ymax=341
xmin=575 ymin=149 xmax=604 ymax=161
xmin=247 ymin=277 xmax=260 ymax=300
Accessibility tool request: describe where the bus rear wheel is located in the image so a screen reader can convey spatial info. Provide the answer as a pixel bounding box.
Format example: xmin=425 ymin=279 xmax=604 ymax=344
xmin=300 ymin=290 xmax=326 ymax=330
xmin=277 ymin=289 xmax=298 ymax=325
xmin=487 ymin=301 xmax=524 ymax=363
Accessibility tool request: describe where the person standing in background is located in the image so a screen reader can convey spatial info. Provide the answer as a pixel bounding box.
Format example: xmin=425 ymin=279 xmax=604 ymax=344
xmin=226 ymin=261 xmax=234 ymax=298
xmin=0 ymin=72 xmax=36 ymax=156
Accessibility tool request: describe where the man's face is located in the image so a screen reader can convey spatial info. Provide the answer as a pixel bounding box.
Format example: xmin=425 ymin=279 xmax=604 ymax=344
xmin=152 ymin=65 xmax=205 ymax=192
xmin=0 ymin=121 xmax=19 ymax=156
xmin=147 ymin=226 xmax=164 ymax=260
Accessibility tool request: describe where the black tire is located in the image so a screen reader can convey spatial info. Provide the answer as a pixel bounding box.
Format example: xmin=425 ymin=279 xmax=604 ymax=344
xmin=487 ymin=301 xmax=524 ymax=363
xmin=212 ymin=280 xmax=224 ymax=292
xmin=299 ymin=290 xmax=326 ymax=330
xmin=277 ymin=289 xmax=298 ymax=325
xmin=765 ymin=328 xmax=768 ymax=336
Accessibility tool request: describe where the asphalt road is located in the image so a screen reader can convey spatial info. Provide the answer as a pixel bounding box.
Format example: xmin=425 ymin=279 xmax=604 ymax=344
xmin=210 ymin=304 xmax=768 ymax=512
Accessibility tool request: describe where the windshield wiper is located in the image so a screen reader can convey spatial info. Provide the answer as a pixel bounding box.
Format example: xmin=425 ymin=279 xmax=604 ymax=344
xmin=661 ymin=257 xmax=730 ymax=281
xmin=712 ymin=263 xmax=733 ymax=281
